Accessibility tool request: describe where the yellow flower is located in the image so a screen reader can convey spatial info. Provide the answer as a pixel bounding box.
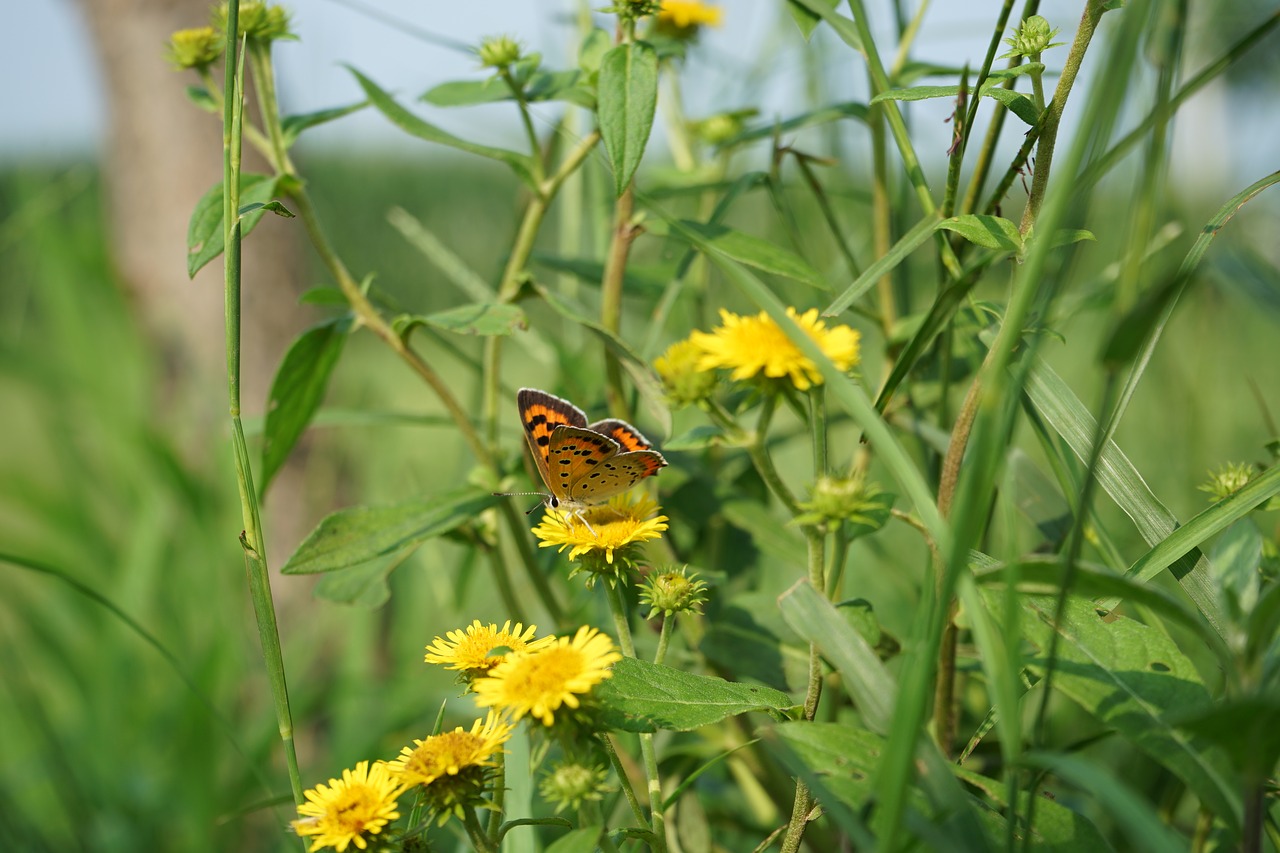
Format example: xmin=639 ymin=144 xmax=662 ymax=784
xmin=690 ymin=307 xmax=860 ymax=391
xmin=658 ymin=0 xmax=724 ymax=29
xmin=472 ymin=626 xmax=622 ymax=726
xmin=386 ymin=712 xmax=512 ymax=788
xmin=655 ymin=338 xmax=718 ymax=407
xmin=532 ymin=494 xmax=669 ymax=565
xmin=425 ymin=620 xmax=554 ymax=677
xmin=292 ymin=761 xmax=402 ymax=852
xmin=385 ymin=712 xmax=512 ymax=825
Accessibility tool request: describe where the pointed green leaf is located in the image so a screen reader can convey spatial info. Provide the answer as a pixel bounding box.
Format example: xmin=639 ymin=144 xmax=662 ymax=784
xmin=238 ymin=200 xmax=294 ymax=219
xmin=785 ymin=0 xmax=861 ymax=48
xmin=668 ymin=220 xmax=827 ymax=289
xmin=983 ymin=87 xmax=1040 ymax=124
xmin=184 ymin=85 xmax=218 ymax=113
xmin=186 ymin=174 xmax=278 ymax=278
xmin=939 ymin=214 xmax=1022 ymax=252
xmin=280 ymin=100 xmax=369 ymax=148
xmin=545 ymin=827 xmax=606 ymax=853
xmin=725 ymin=101 xmax=869 ymax=146
xmin=596 ymin=657 xmax=796 ymax=733
xmin=421 ymin=77 xmax=512 ymax=106
xmin=598 ymin=41 xmax=658 ymax=195
xmin=350 ymin=66 xmax=537 ymax=189
xmin=261 ymin=317 xmax=352 ymax=493
xmin=282 ymin=489 xmax=497 ymax=574
xmin=395 ymin=303 xmax=527 ymax=337
xmin=786 ymin=0 xmax=839 ymax=40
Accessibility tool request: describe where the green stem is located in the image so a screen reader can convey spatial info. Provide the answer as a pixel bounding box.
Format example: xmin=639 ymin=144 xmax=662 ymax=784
xmin=220 ymin=6 xmax=303 ymax=810
xmin=602 ymin=734 xmax=650 ymax=828
xmin=958 ymin=0 xmax=1025 ymax=215
xmin=607 ymin=585 xmax=666 ymax=852
xmin=600 ymin=185 xmax=636 ymax=418
xmin=1019 ymin=1 xmax=1108 ymax=233
xmin=653 ymin=615 xmax=673 ymax=666
xmin=486 ymin=749 xmax=506 ymax=841
xmin=501 ymin=66 xmax=546 ymax=184
xmin=746 ymin=393 xmax=800 ymax=517
xmin=793 ymin=155 xmax=862 ymax=278
xmin=462 ymin=807 xmax=498 ymax=853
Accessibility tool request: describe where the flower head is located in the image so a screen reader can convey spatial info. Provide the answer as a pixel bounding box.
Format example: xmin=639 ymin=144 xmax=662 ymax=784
xmin=638 ymin=567 xmax=709 ymax=619
xmin=794 ymin=475 xmax=890 ymax=531
xmin=540 ymin=761 xmax=612 ymax=813
xmin=472 ymin=626 xmax=622 ymax=726
xmin=657 ymin=0 xmax=724 ymax=35
xmin=532 ymin=495 xmax=669 ymax=584
xmin=1198 ymin=462 xmax=1255 ymax=502
xmin=425 ymin=620 xmax=554 ymax=679
xmin=655 ymin=338 xmax=718 ymax=407
xmin=213 ymin=1 xmax=294 ymax=42
xmin=292 ymin=761 xmax=403 ymax=852
xmin=1001 ymin=15 xmax=1063 ymax=59
xmin=386 ymin=712 xmax=512 ymax=825
xmin=166 ymin=27 xmax=222 ymax=70
xmin=690 ymin=307 xmax=860 ymax=391
xmin=478 ymin=34 xmax=523 ymax=69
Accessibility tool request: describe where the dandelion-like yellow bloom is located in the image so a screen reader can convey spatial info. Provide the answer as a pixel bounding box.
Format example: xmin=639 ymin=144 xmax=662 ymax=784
xmin=472 ymin=626 xmax=622 ymax=726
xmin=386 ymin=712 xmax=513 ymax=788
xmin=425 ymin=620 xmax=554 ymax=676
xmin=690 ymin=307 xmax=860 ymax=391
xmin=655 ymin=338 xmax=718 ymax=407
xmin=658 ymin=0 xmax=724 ymax=29
xmin=292 ymin=761 xmax=403 ymax=852
xmin=531 ymin=495 xmax=669 ymax=564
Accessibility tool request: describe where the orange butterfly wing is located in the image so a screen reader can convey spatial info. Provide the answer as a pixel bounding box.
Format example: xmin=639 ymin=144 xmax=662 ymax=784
xmin=518 ymin=388 xmax=587 ymax=497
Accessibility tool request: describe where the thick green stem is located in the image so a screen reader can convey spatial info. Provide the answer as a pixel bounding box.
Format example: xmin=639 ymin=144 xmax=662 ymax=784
xmin=220 ymin=4 xmax=303 ymax=810
xmin=653 ymin=615 xmax=673 ymax=667
xmin=602 ymin=734 xmax=651 ymax=828
xmin=462 ymin=807 xmax=498 ymax=853
xmin=746 ymin=393 xmax=800 ymax=517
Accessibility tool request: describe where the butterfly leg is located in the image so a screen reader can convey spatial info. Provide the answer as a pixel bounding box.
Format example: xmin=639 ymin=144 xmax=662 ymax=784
xmin=570 ymin=508 xmax=598 ymax=536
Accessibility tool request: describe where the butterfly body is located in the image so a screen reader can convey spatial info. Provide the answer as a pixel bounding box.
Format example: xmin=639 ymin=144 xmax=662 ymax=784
xmin=516 ymin=388 xmax=666 ymax=516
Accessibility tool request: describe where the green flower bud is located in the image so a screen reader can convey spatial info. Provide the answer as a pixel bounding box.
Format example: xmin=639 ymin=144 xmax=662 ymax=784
xmin=794 ymin=475 xmax=888 ymax=531
xmin=1001 ymin=15 xmax=1063 ymax=58
xmin=1198 ymin=462 xmax=1254 ymax=502
xmin=654 ymin=339 xmax=718 ymax=408
xmin=639 ymin=567 xmax=709 ymax=619
xmin=166 ymin=27 xmax=221 ymax=70
xmin=213 ymin=2 xmax=295 ymax=43
xmin=478 ymin=35 xmax=523 ymax=69
xmin=539 ymin=762 xmax=611 ymax=813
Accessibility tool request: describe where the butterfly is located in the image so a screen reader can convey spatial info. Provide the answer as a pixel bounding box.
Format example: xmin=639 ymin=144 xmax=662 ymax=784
xmin=513 ymin=388 xmax=667 ymax=521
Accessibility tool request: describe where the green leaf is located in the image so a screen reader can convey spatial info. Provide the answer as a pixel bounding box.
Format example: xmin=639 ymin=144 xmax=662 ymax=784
xmin=282 ymin=488 xmax=497 ymax=574
xmin=938 ymin=214 xmax=1022 ymax=252
xmin=1021 ymin=752 xmax=1188 ymax=852
xmin=350 ymin=66 xmax=538 ymax=189
xmin=1173 ymin=695 xmax=1280 ymax=780
xmin=766 ymin=722 xmax=882 ymax=845
xmin=531 ymin=253 xmax=672 ymax=297
xmin=872 ymin=85 xmax=961 ymax=103
xmin=421 ymin=77 xmax=512 ymax=106
xmin=261 ymin=317 xmax=352 ymax=494
xmin=983 ymin=87 xmax=1040 ymax=124
xmin=238 ymin=200 xmax=294 ymax=219
xmin=184 ymin=85 xmax=218 ymax=113
xmin=596 ymin=657 xmax=796 ymax=733
xmin=598 ymin=41 xmax=658 ymax=196
xmin=280 ymin=100 xmax=369 ymax=148
xmin=531 ymin=283 xmax=672 ymax=438
xmin=667 ymin=220 xmax=827 ymax=290
xmin=1006 ymin=593 xmax=1241 ymax=831
xmin=313 ymin=548 xmax=415 ymax=608
xmin=785 ymin=0 xmax=861 ymax=49
xmin=786 ymin=0 xmax=839 ymax=40
xmin=545 ymin=827 xmax=605 ymax=853
xmin=578 ymin=28 xmax=611 ymax=73
xmin=725 ymin=101 xmax=869 ymax=146
xmin=186 ymin=174 xmax=278 ymax=278
xmin=824 ymin=213 xmax=940 ymax=316
xmin=953 ymin=765 xmax=1111 ymax=852
xmin=395 ymin=303 xmax=527 ymax=337
xmin=778 ymin=581 xmax=895 ymax=733
xmin=1024 ymin=361 xmax=1226 ymax=632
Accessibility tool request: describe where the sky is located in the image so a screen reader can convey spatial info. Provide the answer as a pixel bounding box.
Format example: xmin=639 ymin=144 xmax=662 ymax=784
xmin=2 ymin=0 xmax=1263 ymax=194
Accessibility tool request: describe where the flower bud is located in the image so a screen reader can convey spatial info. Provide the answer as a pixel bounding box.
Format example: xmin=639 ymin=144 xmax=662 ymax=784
xmin=478 ymin=35 xmax=523 ymax=69
xmin=639 ymin=566 xmax=709 ymax=618
xmin=1001 ymin=15 xmax=1063 ymax=58
xmin=166 ymin=27 xmax=221 ymax=70
xmin=655 ymin=339 xmax=718 ymax=408
xmin=539 ymin=761 xmax=611 ymax=813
